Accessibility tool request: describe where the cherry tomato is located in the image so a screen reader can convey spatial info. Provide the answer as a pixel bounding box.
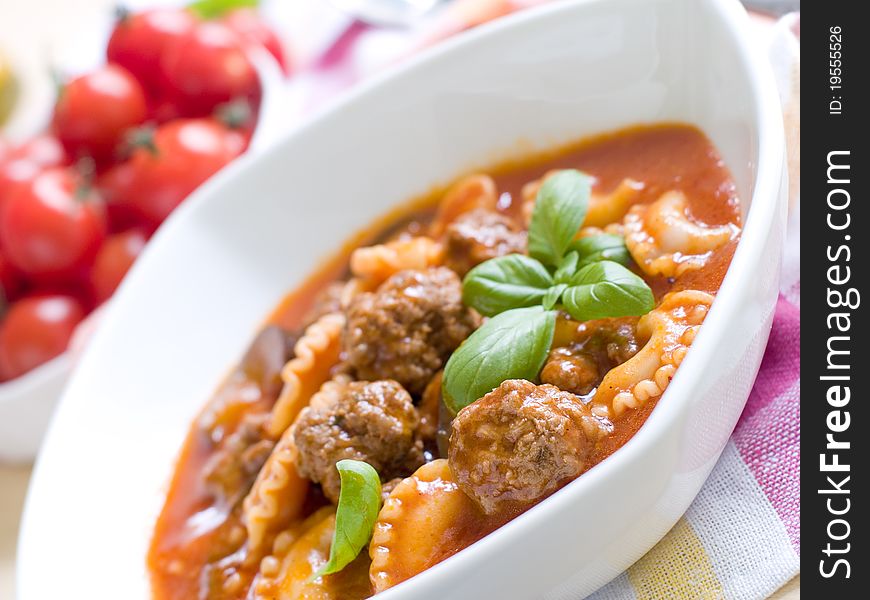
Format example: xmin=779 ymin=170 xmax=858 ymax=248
xmin=213 ymin=98 xmax=256 ymax=146
xmin=146 ymin=94 xmax=183 ymax=125
xmin=222 ymin=8 xmax=290 ymax=73
xmin=52 ymin=65 xmax=147 ymax=164
xmin=96 ymin=161 xmax=142 ymax=233
xmin=160 ymin=22 xmax=260 ymax=117
xmin=0 ymin=253 xmax=23 ymax=304
xmin=0 ymin=294 xmax=85 ymax=380
xmin=14 ymin=135 xmax=67 ymax=166
xmin=0 ymin=167 xmax=107 ymax=282
xmin=0 ymin=135 xmax=66 ymax=206
xmin=106 ymin=7 xmax=196 ymax=92
xmin=90 ymin=228 xmax=148 ymax=304
xmin=106 ymin=119 xmax=244 ymax=227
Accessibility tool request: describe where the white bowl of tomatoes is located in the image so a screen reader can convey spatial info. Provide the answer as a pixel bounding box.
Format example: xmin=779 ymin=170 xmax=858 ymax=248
xmin=0 ymin=2 xmax=288 ymax=462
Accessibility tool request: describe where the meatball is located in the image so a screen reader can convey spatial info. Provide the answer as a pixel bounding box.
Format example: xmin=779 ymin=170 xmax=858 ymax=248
xmin=541 ymin=318 xmax=640 ymax=395
xmin=449 ymin=379 xmax=599 ymax=514
xmin=444 ymin=209 xmax=526 ymax=275
xmin=540 ymin=347 xmax=600 ymax=395
xmin=292 ymin=379 xmax=424 ymax=502
xmin=344 ymin=267 xmax=478 ymax=395
xmin=203 ymin=413 xmax=274 ymax=506
xmin=603 ymin=320 xmax=640 ymax=364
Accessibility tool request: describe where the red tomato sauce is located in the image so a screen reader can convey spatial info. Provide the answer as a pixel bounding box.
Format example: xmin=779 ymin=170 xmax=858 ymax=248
xmin=149 ymin=123 xmax=740 ymax=600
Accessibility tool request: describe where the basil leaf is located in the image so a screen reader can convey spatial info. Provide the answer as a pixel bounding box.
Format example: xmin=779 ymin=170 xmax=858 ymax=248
xmin=528 ymin=170 xmax=592 ymax=267
xmin=542 ymin=284 xmax=567 ymax=310
xmin=188 ymin=0 xmax=259 ymax=19
xmin=312 ymin=460 xmax=381 ymax=579
xmin=554 ymin=251 xmax=580 ymax=284
xmin=462 ymin=254 xmax=554 ymax=317
xmin=561 ymin=261 xmax=655 ymax=322
xmin=569 ymin=234 xmax=632 ymax=267
xmin=443 ymin=306 xmax=556 ymax=414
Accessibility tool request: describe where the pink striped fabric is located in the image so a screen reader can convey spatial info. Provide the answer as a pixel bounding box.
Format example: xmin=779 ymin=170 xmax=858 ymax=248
xmin=732 ymin=297 xmax=801 ymax=554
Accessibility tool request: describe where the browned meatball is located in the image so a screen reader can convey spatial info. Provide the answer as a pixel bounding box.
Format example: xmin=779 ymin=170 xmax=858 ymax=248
xmin=540 ymin=347 xmax=600 ymax=395
xmin=444 ymin=208 xmax=526 ymax=275
xmin=203 ymin=413 xmax=274 ymax=507
xmin=542 ymin=317 xmax=640 ymax=395
xmin=602 ymin=320 xmax=640 ymax=364
xmin=344 ymin=267 xmax=478 ymax=395
xmin=449 ymin=379 xmax=602 ymax=514
xmin=292 ymin=379 xmax=424 ymax=502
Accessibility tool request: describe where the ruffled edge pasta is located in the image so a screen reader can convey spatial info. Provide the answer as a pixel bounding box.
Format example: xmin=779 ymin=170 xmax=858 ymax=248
xmin=350 ymin=237 xmax=443 ymax=286
xmin=267 ymin=312 xmax=345 ymax=438
xmin=242 ymin=435 xmax=310 ymax=553
xmin=250 ymin=506 xmax=336 ymax=599
xmin=369 ymin=459 xmax=475 ymax=593
xmin=245 ymin=376 xmax=352 ymax=553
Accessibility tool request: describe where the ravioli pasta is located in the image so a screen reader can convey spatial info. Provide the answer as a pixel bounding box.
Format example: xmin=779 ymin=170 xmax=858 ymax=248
xmin=591 ymin=290 xmax=714 ymax=418
xmin=624 ymin=190 xmax=736 ymax=277
xmin=369 ymin=460 xmax=479 ymax=593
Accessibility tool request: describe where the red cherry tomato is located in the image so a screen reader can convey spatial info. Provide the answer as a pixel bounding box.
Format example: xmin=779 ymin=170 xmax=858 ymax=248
xmin=106 ymin=119 xmax=244 ymax=227
xmin=90 ymin=228 xmax=148 ymax=304
xmin=0 ymin=168 xmax=107 ymax=282
xmin=12 ymin=135 xmax=67 ymax=167
xmin=160 ymin=22 xmax=260 ymax=117
xmin=52 ymin=65 xmax=148 ymax=164
xmin=0 ymin=294 xmax=85 ymax=380
xmin=0 ymin=253 xmax=23 ymax=304
xmin=96 ymin=161 xmax=143 ymax=233
xmin=222 ymin=8 xmax=290 ymax=73
xmin=106 ymin=7 xmax=196 ymax=92
xmin=0 ymin=135 xmax=67 ymax=205
xmin=146 ymin=95 xmax=183 ymax=125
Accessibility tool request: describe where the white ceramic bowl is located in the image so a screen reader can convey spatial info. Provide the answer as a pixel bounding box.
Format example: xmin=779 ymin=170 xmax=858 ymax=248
xmin=18 ymin=0 xmax=786 ymax=598
xmin=0 ymin=356 xmax=71 ymax=463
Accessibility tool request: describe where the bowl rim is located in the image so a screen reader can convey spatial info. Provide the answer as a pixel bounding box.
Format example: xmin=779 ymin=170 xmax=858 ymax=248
xmin=18 ymin=0 xmax=785 ymax=596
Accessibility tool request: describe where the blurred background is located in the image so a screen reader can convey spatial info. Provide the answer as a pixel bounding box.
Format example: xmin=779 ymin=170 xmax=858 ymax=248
xmin=1 ymin=0 xmax=798 ymax=597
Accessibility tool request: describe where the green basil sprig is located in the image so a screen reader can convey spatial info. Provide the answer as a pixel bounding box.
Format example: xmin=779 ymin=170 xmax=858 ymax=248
xmin=461 ymin=254 xmax=554 ymax=317
xmin=527 ymin=170 xmax=592 ymax=267
xmin=442 ymin=306 xmax=555 ymax=415
xmin=311 ymin=460 xmax=381 ymax=580
xmin=562 ymin=261 xmax=654 ymax=322
xmin=188 ymin=0 xmax=259 ymax=19
xmin=570 ymin=233 xmax=632 ymax=268
xmin=443 ymin=169 xmax=655 ymax=414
